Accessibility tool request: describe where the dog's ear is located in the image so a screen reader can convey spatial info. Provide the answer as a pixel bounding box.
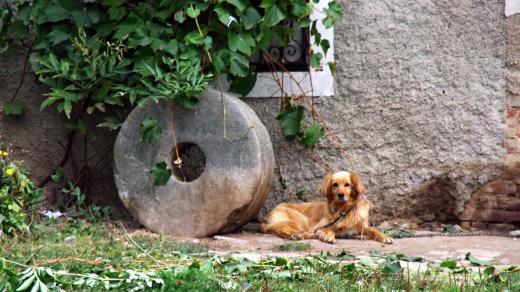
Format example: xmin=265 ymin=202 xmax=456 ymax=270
xmin=351 ymin=172 xmax=365 ymax=197
xmin=319 ymin=174 xmax=333 ymax=197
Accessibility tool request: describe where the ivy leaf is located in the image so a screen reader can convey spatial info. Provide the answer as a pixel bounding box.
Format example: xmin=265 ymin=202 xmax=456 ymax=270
xmin=108 ymin=6 xmax=126 ymax=21
xmin=323 ymin=1 xmax=343 ymax=29
xmin=150 ymin=161 xmax=172 ymax=186
xmin=213 ymin=49 xmax=231 ymax=74
xmin=440 ymin=258 xmax=458 ymax=269
xmin=174 ymin=10 xmax=186 ymax=23
xmin=242 ymin=7 xmax=261 ymax=30
xmin=229 ymin=72 xmax=257 ymax=97
xmin=228 ymin=31 xmax=255 ymax=55
xmin=260 ymin=0 xmax=276 ymax=9
xmin=184 ymin=31 xmax=204 ymax=45
xmin=3 ymin=99 xmax=26 ymax=115
xmin=226 ymin=0 xmax=246 ymax=13
xmin=47 ymin=25 xmax=70 ymax=46
xmin=302 ymin=124 xmax=324 ymax=148
xmin=321 ymin=39 xmax=330 ymax=56
xmin=8 ymin=20 xmax=29 ymax=39
xmin=381 ymin=262 xmax=402 ymax=273
xmin=113 ymin=22 xmax=138 ymax=39
xmin=51 ymin=167 xmax=64 ymax=182
xmin=215 ymin=4 xmax=233 ymax=27
xmin=277 ymin=105 xmax=304 ymax=141
xmin=310 ymin=52 xmax=323 ymax=68
xmin=310 ymin=21 xmax=321 ymax=44
xmin=328 ymin=62 xmax=336 ymax=75
xmin=43 ymin=5 xmax=69 ymax=22
xmin=291 ymin=0 xmax=312 ymax=18
xmin=465 ymin=253 xmax=491 ymax=266
xmin=186 ymin=6 xmax=200 ymax=18
xmin=263 ymin=5 xmax=286 ymax=27
xmin=140 ymin=117 xmax=162 ymax=143
xmin=229 ymin=52 xmax=249 ymax=77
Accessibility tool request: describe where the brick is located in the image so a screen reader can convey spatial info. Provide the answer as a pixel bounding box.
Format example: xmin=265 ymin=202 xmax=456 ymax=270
xmin=477 ymin=210 xmax=520 ymax=222
xmin=506 ymin=14 xmax=520 ymax=66
xmin=507 ymin=106 xmax=520 ymax=118
xmin=459 ymin=221 xmax=472 ymax=230
xmin=488 ymin=180 xmax=518 ymax=195
xmin=506 ymin=138 xmax=519 ymax=154
xmin=470 ymin=221 xmax=488 ymax=230
xmin=486 ymin=223 xmax=517 ymax=231
xmin=496 ymin=196 xmax=520 ymax=210
xmin=507 ymin=93 xmax=520 ymax=107
xmin=506 ymin=70 xmax=520 ymax=97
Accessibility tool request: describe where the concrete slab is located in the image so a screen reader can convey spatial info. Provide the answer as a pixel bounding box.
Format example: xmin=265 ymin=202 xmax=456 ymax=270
xmin=204 ymin=232 xmax=520 ymax=265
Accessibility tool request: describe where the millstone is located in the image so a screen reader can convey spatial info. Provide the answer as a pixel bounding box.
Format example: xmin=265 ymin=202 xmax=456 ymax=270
xmin=114 ymin=88 xmax=275 ymax=237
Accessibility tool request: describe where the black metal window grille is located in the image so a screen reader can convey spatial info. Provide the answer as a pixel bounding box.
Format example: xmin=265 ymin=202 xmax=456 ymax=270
xmin=250 ymin=20 xmax=310 ymax=72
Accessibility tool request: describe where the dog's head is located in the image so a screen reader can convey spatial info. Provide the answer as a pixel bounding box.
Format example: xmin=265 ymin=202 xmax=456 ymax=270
xmin=319 ymin=171 xmax=364 ymax=208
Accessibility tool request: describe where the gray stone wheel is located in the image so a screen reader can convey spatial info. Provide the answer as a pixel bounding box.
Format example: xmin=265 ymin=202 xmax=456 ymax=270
xmin=114 ymin=88 xmax=274 ymax=237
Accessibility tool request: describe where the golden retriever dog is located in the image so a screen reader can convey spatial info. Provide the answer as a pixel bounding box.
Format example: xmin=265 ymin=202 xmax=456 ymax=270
xmin=261 ymin=171 xmax=393 ymax=244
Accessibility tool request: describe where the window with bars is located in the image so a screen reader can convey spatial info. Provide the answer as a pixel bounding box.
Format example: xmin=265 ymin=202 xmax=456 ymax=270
xmin=239 ymin=0 xmax=335 ymax=97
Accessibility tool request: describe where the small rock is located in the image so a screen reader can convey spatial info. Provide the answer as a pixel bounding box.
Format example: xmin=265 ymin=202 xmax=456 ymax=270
xmin=509 ymin=230 xmax=520 ymax=237
xmin=444 ymin=224 xmax=463 ymax=234
xmin=64 ymin=236 xmax=76 ymax=242
xmin=42 ymin=210 xmax=64 ymax=219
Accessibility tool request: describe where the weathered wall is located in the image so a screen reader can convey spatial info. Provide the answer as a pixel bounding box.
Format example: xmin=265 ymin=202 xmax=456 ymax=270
xmin=0 ymin=46 xmax=124 ymax=214
xmin=1 ymin=0 xmax=518 ymax=227
xmin=249 ymin=0 xmax=513 ymax=226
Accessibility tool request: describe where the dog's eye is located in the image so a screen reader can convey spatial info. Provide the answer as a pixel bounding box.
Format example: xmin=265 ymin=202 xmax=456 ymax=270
xmin=332 ymin=182 xmax=338 ymax=187
xmin=345 ymin=183 xmax=350 ymax=187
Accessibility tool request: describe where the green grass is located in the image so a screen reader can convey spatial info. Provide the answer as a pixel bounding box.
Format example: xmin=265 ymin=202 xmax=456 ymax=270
xmin=1 ymin=219 xmax=519 ymax=291
xmin=274 ymin=242 xmax=312 ymax=251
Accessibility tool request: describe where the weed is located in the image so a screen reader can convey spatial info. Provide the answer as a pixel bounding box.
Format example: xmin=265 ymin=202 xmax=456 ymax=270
xmin=1 ymin=220 xmax=519 ymax=291
xmin=274 ymin=242 xmax=312 ymax=251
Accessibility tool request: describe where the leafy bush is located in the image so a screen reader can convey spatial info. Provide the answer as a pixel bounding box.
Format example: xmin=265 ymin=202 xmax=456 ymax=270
xmin=0 ymin=150 xmax=43 ymax=236
xmin=0 ymin=0 xmax=342 ymax=186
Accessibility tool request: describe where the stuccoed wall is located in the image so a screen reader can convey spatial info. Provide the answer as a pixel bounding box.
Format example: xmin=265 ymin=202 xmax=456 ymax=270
xmin=248 ymin=0 xmax=508 ymax=224
xmin=0 ymin=46 xmax=122 ymax=214
xmin=0 ymin=0 xmax=514 ymax=226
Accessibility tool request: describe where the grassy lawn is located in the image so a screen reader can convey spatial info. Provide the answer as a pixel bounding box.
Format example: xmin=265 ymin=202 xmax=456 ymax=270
xmin=1 ymin=219 xmax=519 ymax=291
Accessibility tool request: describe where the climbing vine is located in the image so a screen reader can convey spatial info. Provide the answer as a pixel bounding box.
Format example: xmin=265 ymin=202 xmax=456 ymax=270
xmin=0 ymin=0 xmax=342 ymax=186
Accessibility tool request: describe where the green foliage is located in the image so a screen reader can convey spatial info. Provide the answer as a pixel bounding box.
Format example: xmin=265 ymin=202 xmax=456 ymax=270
xmin=277 ymin=105 xmax=304 ymax=141
xmin=61 ymin=183 xmax=112 ymax=222
xmin=0 ymin=151 xmax=43 ymax=236
xmin=274 ymin=242 xmax=311 ymax=251
xmin=302 ymin=123 xmax=325 ymax=148
xmin=3 ymin=99 xmax=26 ymax=116
xmin=0 ymin=0 xmax=344 ymax=184
xmin=150 ymin=161 xmax=172 ymax=186
xmin=1 ymin=221 xmax=520 ymax=291
xmin=277 ymin=103 xmax=324 ymax=148
xmin=465 ymin=252 xmax=491 ymax=266
xmin=139 ymin=117 xmax=162 ymax=143
xmin=50 ymin=166 xmax=63 ymax=182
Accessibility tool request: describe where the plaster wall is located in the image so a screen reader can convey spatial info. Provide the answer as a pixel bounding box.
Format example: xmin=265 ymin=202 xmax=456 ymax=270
xmin=1 ymin=0 xmax=517 ymax=226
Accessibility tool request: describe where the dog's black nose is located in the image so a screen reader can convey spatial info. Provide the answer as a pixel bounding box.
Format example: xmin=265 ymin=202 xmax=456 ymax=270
xmin=338 ymin=193 xmax=345 ymax=198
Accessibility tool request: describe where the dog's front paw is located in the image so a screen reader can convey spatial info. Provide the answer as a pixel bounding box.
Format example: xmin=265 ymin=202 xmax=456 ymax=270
xmin=379 ymin=236 xmax=393 ymax=244
xmin=289 ymin=234 xmax=303 ymax=241
xmin=316 ymin=230 xmax=336 ymax=244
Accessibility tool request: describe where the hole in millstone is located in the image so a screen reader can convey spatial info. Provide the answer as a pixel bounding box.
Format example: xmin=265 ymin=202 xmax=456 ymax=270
xmin=171 ymin=142 xmax=206 ymax=182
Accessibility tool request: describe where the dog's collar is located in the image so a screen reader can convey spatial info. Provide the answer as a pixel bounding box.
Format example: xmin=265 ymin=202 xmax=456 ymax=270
xmin=314 ymin=209 xmax=350 ymax=233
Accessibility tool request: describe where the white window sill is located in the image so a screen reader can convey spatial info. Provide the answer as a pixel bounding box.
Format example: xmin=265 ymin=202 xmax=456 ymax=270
xmin=222 ymin=0 xmax=335 ymax=98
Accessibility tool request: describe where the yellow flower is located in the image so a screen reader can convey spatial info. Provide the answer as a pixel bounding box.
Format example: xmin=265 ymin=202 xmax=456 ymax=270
xmin=1 ymin=151 xmax=7 ymax=157
xmin=6 ymin=168 xmax=14 ymax=176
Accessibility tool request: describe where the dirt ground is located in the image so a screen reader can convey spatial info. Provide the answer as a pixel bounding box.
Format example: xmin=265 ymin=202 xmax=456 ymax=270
xmin=205 ymin=232 xmax=520 ymax=266
xmin=124 ymin=221 xmax=520 ymax=266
